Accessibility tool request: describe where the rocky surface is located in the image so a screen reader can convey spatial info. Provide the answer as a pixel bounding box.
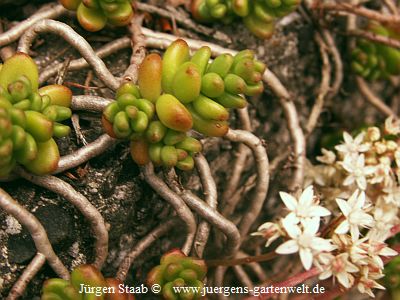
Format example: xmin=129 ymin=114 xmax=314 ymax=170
xmin=0 ymin=1 xmax=393 ymax=299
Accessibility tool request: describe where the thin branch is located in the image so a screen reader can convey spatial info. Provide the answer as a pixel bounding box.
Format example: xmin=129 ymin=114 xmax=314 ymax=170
xmin=225 ymin=129 xmax=269 ymax=239
xmin=206 ymin=251 xmax=277 ymax=268
xmin=262 ymin=69 xmax=305 ymax=192
xmin=0 ymin=22 xmax=15 ymax=61
xmin=15 ymin=169 xmax=109 ymax=269
xmin=356 ymin=76 xmax=398 ymax=119
xmin=322 ymin=29 xmax=343 ymax=100
xmin=347 ymin=29 xmax=400 ymax=49
xmin=136 ymin=2 xmax=231 ymax=43
xmin=221 ymin=107 xmax=252 ymax=210
xmin=142 ymin=163 xmax=196 ymax=255
xmin=306 ymin=33 xmax=331 ymax=134
xmin=165 ymin=170 xmax=241 ymax=258
xmin=383 ymin=0 xmax=399 ymax=15
xmin=71 ymin=95 xmax=112 ymax=112
xmin=316 ymin=2 xmax=400 ymax=26
xmin=122 ymin=15 xmax=146 ymax=84
xmin=116 ymin=218 xmax=179 ymax=282
xmin=0 ymin=188 xmax=69 ymax=279
xmin=39 ymin=37 xmax=130 ymax=84
xmin=7 ymin=253 xmax=46 ymax=300
xmin=143 ymin=27 xmax=237 ymax=57
xmin=55 ymin=134 xmax=117 ymax=174
xmin=18 ymin=20 xmax=119 ymax=90
xmin=193 ymin=154 xmax=218 ymax=258
xmin=0 ymin=3 xmax=67 ymax=47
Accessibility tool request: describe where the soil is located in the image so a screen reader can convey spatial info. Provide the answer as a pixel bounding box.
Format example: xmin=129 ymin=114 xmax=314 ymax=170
xmin=0 ymin=1 xmax=395 ymax=299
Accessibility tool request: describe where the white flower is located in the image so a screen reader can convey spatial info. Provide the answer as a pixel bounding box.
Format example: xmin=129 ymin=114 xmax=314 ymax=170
xmin=384 ymin=116 xmax=400 ymax=135
xmin=357 ymin=267 xmax=385 ymax=298
xmin=252 ymin=222 xmax=282 ymax=247
xmin=382 ymin=184 xmax=400 ymax=207
xmin=279 ymin=186 xmax=331 ymax=226
xmin=367 ymin=207 xmax=397 ymax=242
xmin=276 ymin=217 xmax=335 ymax=270
xmin=335 ymin=190 xmax=375 ymax=241
xmin=341 ymin=154 xmax=376 ymax=190
xmin=319 ymin=253 xmax=359 ymax=288
xmin=335 ymin=132 xmax=370 ymax=156
xmin=317 ymin=148 xmax=336 ymax=165
xmin=361 ymin=241 xmax=398 ymax=270
xmin=369 ymin=162 xmax=391 ymax=184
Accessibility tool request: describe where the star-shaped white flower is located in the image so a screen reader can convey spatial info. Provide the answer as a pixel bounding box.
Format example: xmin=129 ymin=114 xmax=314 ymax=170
xmin=319 ymin=253 xmax=359 ymax=289
xmin=276 ymin=217 xmax=335 ymax=270
xmin=357 ymin=266 xmax=385 ymax=298
xmin=335 ymin=190 xmax=375 ymax=241
xmin=317 ymin=148 xmax=336 ymax=165
xmin=335 ymin=132 xmax=370 ymax=156
xmin=279 ymin=186 xmax=331 ymax=226
xmin=252 ymin=222 xmax=282 ymax=247
xmin=384 ymin=116 xmax=400 ymax=135
xmin=341 ymin=154 xmax=376 ymax=190
xmin=382 ymin=184 xmax=400 ymax=207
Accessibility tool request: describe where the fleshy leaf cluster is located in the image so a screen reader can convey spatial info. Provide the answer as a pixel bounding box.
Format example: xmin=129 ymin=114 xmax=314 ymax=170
xmin=0 ymin=53 xmax=72 ymax=177
xmin=352 ymin=22 xmax=400 ymax=80
xmin=191 ymin=0 xmax=301 ymax=39
xmin=42 ymin=264 xmax=135 ymax=300
xmin=147 ymin=249 xmax=207 ymax=300
xmin=102 ymin=39 xmax=265 ymax=170
xmin=59 ymin=0 xmax=134 ymax=32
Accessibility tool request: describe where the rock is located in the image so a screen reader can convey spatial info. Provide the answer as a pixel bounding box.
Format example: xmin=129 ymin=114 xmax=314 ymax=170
xmin=7 ymin=205 xmax=74 ymax=264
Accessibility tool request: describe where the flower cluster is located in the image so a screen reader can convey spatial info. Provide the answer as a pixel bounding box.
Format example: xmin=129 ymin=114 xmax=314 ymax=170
xmin=0 ymin=53 xmax=72 ymax=177
xmin=42 ymin=264 xmax=135 ymax=300
xmin=352 ymin=22 xmax=400 ymax=80
xmin=254 ymin=119 xmax=400 ymax=296
xmin=146 ymin=249 xmax=207 ymax=300
xmin=191 ymin=0 xmax=301 ymax=39
xmin=59 ymin=0 xmax=134 ymax=32
xmin=102 ymin=39 xmax=265 ymax=170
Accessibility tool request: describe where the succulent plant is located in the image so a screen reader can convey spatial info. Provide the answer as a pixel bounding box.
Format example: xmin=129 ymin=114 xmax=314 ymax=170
xmin=147 ymin=249 xmax=207 ymax=300
xmin=352 ymin=22 xmax=400 ymax=80
xmin=59 ymin=0 xmax=134 ymax=32
xmin=102 ymin=39 xmax=265 ymax=169
xmin=191 ymin=0 xmax=301 ymax=39
xmin=41 ymin=264 xmax=135 ymax=300
xmin=0 ymin=53 xmax=72 ymax=177
xmin=383 ymin=256 xmax=400 ymax=299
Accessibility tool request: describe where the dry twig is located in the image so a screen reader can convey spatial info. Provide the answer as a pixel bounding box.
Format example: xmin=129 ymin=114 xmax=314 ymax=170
xmin=18 ymin=20 xmax=119 ymax=90
xmin=0 ymin=3 xmax=67 ymax=47
xmin=16 ymin=169 xmax=109 ymax=269
xmin=142 ymin=163 xmax=196 ymax=255
xmin=116 ymin=218 xmax=179 ymax=281
xmin=193 ymin=154 xmax=218 ymax=258
xmin=0 ymin=188 xmax=69 ymax=279
xmin=7 ymin=253 xmax=46 ymax=300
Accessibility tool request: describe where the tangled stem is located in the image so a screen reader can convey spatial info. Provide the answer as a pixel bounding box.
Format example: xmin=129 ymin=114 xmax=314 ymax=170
xmin=18 ymin=20 xmax=119 ymax=90
xmin=7 ymin=253 xmax=46 ymax=300
xmin=224 ymin=129 xmax=269 ymax=239
xmin=193 ymin=154 xmax=218 ymax=258
xmin=142 ymin=163 xmax=196 ymax=255
xmin=0 ymin=3 xmax=67 ymax=47
xmin=0 ymin=188 xmax=69 ymax=279
xmin=15 ymin=168 xmax=109 ymax=269
xmin=116 ymin=218 xmax=179 ymax=282
xmin=39 ymin=37 xmax=131 ymax=84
